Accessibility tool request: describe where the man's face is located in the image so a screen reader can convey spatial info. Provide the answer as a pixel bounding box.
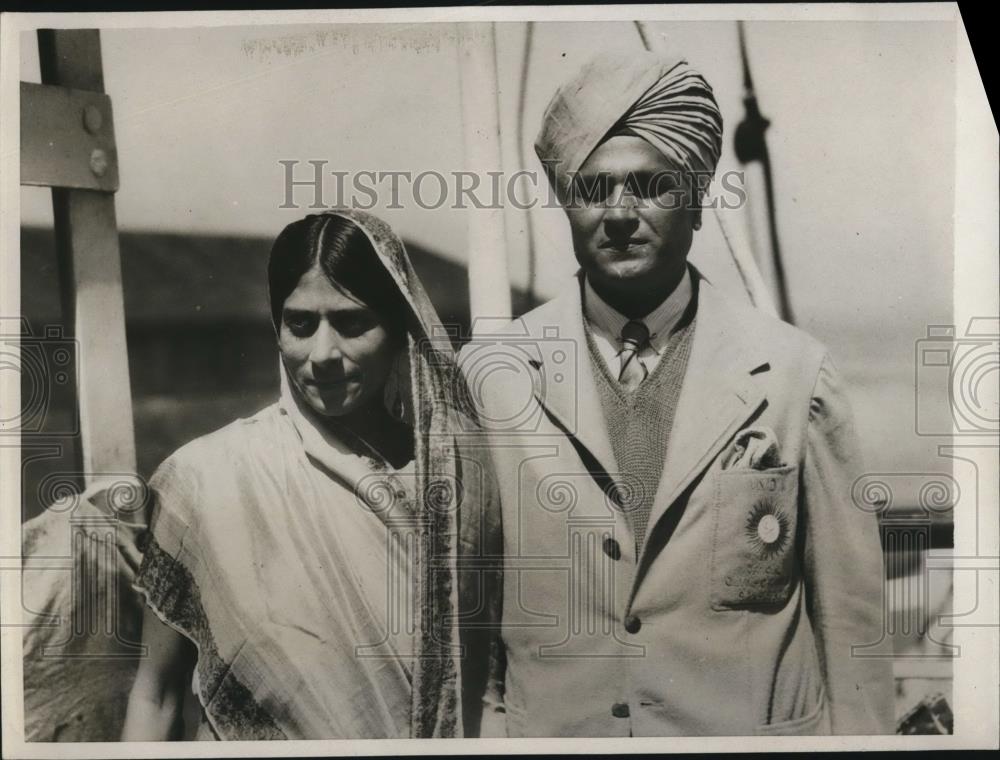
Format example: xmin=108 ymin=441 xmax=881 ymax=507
xmin=564 ymin=135 xmax=698 ymax=303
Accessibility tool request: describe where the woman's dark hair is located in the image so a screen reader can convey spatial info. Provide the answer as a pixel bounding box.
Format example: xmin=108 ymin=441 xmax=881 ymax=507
xmin=267 ymin=214 xmax=410 ymax=341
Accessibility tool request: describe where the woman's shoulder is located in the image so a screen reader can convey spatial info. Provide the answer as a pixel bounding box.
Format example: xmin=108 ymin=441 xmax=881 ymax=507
xmin=151 ymin=402 xmax=288 ymax=487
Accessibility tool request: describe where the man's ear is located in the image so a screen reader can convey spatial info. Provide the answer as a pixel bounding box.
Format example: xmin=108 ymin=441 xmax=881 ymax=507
xmin=691 ymin=204 xmax=703 ymax=232
xmin=684 ymin=172 xmax=704 ymax=231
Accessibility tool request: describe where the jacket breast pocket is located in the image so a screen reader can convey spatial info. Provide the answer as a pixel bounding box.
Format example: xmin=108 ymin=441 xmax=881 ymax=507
xmin=709 ymin=464 xmax=800 ymax=611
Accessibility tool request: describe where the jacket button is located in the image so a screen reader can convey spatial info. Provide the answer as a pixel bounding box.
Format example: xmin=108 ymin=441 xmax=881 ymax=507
xmin=602 ymin=537 xmax=621 ymax=560
xmin=624 ymin=614 xmax=641 ymax=634
xmin=611 ymin=702 xmax=630 ymax=718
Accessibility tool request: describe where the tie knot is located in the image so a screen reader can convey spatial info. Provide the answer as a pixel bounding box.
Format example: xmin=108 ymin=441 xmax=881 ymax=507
xmin=620 ymin=320 xmax=650 ymax=349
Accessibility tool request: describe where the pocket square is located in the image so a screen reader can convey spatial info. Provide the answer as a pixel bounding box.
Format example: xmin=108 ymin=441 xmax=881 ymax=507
xmin=721 ymin=426 xmax=783 ymax=471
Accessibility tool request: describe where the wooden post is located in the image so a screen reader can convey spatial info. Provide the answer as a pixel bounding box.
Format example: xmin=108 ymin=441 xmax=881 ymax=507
xmin=29 ymin=30 xmax=136 ymax=480
xmin=456 ymin=23 xmax=512 ymax=334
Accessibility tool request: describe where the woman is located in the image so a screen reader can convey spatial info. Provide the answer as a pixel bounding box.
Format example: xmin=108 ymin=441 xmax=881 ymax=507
xmin=121 ymin=210 xmax=501 ymax=740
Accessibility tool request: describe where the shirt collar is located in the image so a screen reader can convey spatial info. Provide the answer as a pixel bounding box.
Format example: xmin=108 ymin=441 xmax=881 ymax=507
xmin=583 ymin=267 xmax=692 ymax=353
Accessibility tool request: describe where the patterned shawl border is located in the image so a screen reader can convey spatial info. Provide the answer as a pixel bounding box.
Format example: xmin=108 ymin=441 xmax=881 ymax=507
xmin=328 ymin=208 xmax=463 ymax=738
xmin=133 ymin=533 xmax=287 ymax=740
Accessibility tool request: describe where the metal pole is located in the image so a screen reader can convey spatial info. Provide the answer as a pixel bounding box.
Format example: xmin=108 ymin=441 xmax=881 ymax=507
xmin=734 ymin=21 xmax=795 ymax=323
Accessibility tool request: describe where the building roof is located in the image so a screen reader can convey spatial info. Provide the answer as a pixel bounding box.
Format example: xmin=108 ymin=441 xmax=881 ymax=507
xmin=21 ymin=226 xmax=535 ymax=334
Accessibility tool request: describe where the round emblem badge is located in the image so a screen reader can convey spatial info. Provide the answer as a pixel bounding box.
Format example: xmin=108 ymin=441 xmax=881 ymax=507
xmin=756 ymin=514 xmax=781 ymax=544
xmin=745 ymin=498 xmax=790 ymax=558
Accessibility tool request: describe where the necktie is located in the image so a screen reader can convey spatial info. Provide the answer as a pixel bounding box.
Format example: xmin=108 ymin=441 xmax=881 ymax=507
xmin=618 ymin=320 xmax=650 ymax=392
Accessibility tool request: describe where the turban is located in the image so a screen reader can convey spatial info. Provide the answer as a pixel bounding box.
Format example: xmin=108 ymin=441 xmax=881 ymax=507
xmin=535 ymin=50 xmax=723 ymax=200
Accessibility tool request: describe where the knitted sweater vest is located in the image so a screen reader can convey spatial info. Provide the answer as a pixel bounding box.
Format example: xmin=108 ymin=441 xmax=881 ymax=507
xmin=584 ymin=314 xmax=697 ymax=554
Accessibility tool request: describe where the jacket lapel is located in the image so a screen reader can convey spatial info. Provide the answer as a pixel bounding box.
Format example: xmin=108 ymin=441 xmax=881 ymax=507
xmin=640 ymin=276 xmax=769 ymax=553
xmin=527 ymin=275 xmax=619 ymax=478
xmin=527 ymin=272 xmax=772 ymax=563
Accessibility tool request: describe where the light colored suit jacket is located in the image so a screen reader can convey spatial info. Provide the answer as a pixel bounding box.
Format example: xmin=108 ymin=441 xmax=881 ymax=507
xmin=458 ymin=267 xmax=894 ymax=737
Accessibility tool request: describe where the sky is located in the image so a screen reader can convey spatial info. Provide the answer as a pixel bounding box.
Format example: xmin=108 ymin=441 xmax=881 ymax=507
xmin=20 ymin=18 xmax=959 ymax=475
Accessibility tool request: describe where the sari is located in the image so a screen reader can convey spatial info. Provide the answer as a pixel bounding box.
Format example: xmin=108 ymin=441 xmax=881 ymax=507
xmin=21 ymin=209 xmax=501 ymax=741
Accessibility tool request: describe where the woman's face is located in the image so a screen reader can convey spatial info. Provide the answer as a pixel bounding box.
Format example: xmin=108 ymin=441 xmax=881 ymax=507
xmin=278 ymin=266 xmax=398 ymax=417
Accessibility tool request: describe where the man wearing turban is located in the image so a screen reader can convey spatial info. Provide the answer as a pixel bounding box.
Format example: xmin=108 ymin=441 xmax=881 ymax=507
xmin=461 ymin=50 xmax=893 ymax=737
